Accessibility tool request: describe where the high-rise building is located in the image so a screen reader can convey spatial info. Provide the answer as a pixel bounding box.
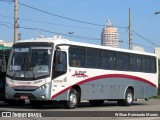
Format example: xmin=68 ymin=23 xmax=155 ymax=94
xmin=101 ymin=20 xmax=119 ymax=48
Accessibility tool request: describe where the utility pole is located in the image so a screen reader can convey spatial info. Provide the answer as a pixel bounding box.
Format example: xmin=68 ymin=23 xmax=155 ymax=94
xmin=129 ymin=8 xmax=132 ymax=50
xmin=14 ymin=0 xmax=18 ymax=43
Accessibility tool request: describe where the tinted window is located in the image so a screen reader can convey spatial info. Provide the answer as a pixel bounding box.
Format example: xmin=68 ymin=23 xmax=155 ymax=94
xmin=142 ymin=57 xmax=151 ymax=72
xmin=102 ymin=51 xmax=116 ymax=69
xmin=54 ymin=51 xmax=67 ymax=72
xmin=151 ymin=57 xmax=156 ymax=73
xmin=116 ymin=53 xmax=130 ymax=70
xmin=87 ymin=49 xmax=101 ymax=68
xmin=69 ymin=46 xmax=157 ymax=73
xmin=69 ymin=47 xmax=85 ymax=67
xmin=130 ymin=55 xmax=142 ymax=71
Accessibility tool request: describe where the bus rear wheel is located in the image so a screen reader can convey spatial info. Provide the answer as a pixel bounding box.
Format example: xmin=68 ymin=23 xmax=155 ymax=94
xmin=89 ymin=100 xmax=104 ymax=106
xmin=64 ymin=88 xmax=78 ymax=109
xmin=117 ymin=89 xmax=133 ymax=106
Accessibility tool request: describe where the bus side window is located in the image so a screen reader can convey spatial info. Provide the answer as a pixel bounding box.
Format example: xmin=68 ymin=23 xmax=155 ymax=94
xmin=69 ymin=47 xmax=85 ymax=68
xmin=52 ymin=51 xmax=67 ymax=79
xmin=72 ymin=59 xmax=80 ymax=67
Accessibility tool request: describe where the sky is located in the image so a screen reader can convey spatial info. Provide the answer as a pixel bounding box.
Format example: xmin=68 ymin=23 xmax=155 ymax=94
xmin=0 ymin=0 xmax=160 ymax=52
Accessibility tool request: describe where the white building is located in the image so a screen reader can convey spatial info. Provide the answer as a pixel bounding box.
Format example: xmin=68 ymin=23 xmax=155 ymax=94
xmin=101 ymin=20 xmax=119 ymax=48
xmin=0 ymin=40 xmax=13 ymax=47
xmin=154 ymin=48 xmax=160 ymax=59
xmin=133 ymin=46 xmax=145 ymax=52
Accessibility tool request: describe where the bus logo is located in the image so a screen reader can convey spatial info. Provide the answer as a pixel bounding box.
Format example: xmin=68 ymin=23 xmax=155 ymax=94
xmin=72 ymin=71 xmax=88 ymax=78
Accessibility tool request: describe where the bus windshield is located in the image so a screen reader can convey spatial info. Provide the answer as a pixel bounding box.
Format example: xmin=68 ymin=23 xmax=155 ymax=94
xmin=7 ymin=46 xmax=52 ymax=80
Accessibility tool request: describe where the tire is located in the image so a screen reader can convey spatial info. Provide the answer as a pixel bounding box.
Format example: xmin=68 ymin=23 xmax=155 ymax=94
xmin=30 ymin=100 xmax=42 ymax=108
xmin=89 ymin=100 xmax=104 ymax=106
xmin=64 ymin=88 xmax=78 ymax=109
xmin=117 ymin=89 xmax=133 ymax=106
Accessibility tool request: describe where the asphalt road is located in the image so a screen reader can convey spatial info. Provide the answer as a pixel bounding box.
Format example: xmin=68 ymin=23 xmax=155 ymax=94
xmin=0 ymin=99 xmax=160 ymax=120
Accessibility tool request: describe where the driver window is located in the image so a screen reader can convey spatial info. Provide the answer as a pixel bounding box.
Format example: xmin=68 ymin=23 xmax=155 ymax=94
xmin=54 ymin=51 xmax=67 ymax=72
xmin=52 ymin=51 xmax=67 ymax=79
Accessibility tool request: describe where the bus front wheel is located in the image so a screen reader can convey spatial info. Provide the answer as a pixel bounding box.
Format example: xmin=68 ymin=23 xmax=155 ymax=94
xmin=64 ymin=88 xmax=78 ymax=109
xmin=117 ymin=89 xmax=133 ymax=106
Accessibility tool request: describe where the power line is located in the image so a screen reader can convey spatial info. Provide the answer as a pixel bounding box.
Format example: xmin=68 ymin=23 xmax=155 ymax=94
xmin=19 ymin=26 xmax=101 ymax=41
xmin=0 ymin=14 xmax=13 ymax=19
xmin=132 ymin=30 xmax=160 ymax=47
xmin=120 ymin=40 xmax=154 ymax=50
xmin=0 ymin=0 xmax=13 ymax=3
xmin=0 ymin=21 xmax=13 ymax=25
xmin=19 ymin=26 xmax=155 ymax=50
xmin=0 ymin=22 xmax=154 ymax=50
xmin=0 ymin=23 xmax=13 ymax=28
xmin=18 ymin=2 xmax=126 ymax=29
xmin=0 ymin=14 xmax=107 ymax=32
xmin=20 ymin=18 xmax=102 ymax=31
xmin=0 ymin=14 xmax=128 ymax=33
xmin=0 ymin=15 xmax=156 ymax=48
xmin=18 ymin=2 xmax=104 ymax=27
xmin=0 ymin=9 xmax=156 ymax=48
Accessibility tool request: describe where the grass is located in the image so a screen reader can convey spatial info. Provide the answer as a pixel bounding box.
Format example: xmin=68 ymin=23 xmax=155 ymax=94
xmin=152 ymin=95 xmax=160 ymax=99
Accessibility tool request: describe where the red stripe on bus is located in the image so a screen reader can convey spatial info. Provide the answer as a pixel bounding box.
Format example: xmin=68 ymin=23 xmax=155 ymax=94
xmin=51 ymin=74 xmax=157 ymax=99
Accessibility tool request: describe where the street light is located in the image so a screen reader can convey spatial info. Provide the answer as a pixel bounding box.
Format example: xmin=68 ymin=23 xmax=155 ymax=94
xmin=68 ymin=32 xmax=74 ymax=40
xmin=155 ymin=11 xmax=160 ymax=15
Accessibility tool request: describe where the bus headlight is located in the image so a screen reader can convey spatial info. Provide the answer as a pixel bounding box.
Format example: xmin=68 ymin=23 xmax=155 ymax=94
xmin=39 ymin=83 xmax=50 ymax=90
xmin=41 ymin=95 xmax=47 ymax=99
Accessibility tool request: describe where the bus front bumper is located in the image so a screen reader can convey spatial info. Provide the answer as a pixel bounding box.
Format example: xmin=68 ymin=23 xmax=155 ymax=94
xmin=5 ymin=84 xmax=51 ymax=100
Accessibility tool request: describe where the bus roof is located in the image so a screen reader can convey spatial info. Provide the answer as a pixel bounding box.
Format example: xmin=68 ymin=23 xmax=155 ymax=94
xmin=15 ymin=37 xmax=157 ymax=57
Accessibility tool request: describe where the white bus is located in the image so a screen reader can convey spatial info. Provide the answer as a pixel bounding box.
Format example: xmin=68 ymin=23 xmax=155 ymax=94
xmin=5 ymin=37 xmax=158 ymax=109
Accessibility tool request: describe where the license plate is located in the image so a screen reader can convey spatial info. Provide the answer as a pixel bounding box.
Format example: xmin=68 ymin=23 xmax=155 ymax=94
xmin=20 ymin=96 xmax=28 ymax=100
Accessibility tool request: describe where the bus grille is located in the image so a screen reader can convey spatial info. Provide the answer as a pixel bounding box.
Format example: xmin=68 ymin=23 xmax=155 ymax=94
xmin=13 ymin=86 xmax=38 ymax=91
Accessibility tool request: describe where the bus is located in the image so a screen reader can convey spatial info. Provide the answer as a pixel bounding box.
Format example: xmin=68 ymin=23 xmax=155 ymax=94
xmin=0 ymin=46 xmax=25 ymax=105
xmin=0 ymin=48 xmax=10 ymax=101
xmin=5 ymin=37 xmax=158 ymax=109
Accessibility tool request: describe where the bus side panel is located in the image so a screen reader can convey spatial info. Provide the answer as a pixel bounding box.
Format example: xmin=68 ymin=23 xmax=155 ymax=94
xmin=80 ymin=78 xmax=157 ymax=100
xmin=81 ymin=84 xmax=123 ymax=100
xmin=134 ymin=80 xmax=157 ymax=99
xmin=53 ymin=90 xmax=69 ymax=101
xmin=134 ymin=86 xmax=157 ymax=99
